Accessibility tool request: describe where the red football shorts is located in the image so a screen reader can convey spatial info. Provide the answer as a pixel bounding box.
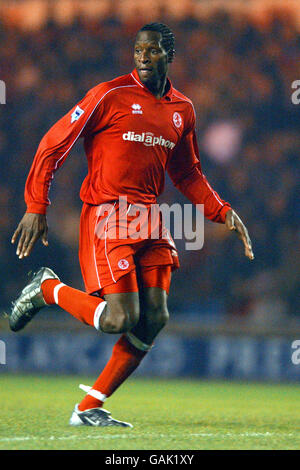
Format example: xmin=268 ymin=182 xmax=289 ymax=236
xmin=79 ymin=201 xmax=179 ymax=295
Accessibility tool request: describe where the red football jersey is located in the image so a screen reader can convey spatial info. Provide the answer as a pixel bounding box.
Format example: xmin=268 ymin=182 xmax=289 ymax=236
xmin=25 ymin=68 xmax=231 ymax=222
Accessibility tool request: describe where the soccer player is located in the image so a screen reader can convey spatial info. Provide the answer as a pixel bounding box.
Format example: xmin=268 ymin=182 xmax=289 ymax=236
xmin=10 ymin=23 xmax=254 ymax=427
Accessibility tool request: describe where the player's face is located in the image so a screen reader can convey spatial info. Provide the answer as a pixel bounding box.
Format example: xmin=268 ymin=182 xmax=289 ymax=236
xmin=134 ymin=31 xmax=168 ymax=86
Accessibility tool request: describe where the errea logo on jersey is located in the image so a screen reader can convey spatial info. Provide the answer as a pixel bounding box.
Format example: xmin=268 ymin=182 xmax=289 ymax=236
xmin=132 ymin=103 xmax=143 ymax=114
xmin=123 ymin=131 xmax=175 ymax=149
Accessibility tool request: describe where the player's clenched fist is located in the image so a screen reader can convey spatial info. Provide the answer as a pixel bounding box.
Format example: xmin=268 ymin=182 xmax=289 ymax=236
xmin=11 ymin=213 xmax=48 ymax=259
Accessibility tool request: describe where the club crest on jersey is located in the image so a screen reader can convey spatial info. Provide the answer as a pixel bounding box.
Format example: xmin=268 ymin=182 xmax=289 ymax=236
xmin=173 ymin=112 xmax=182 ymax=128
xmin=131 ymin=103 xmax=143 ymax=114
xmin=118 ymin=259 xmax=129 ymax=270
xmin=71 ymin=105 xmax=84 ymax=123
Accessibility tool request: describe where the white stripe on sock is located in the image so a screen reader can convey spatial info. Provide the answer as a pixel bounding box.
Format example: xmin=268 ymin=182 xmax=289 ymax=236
xmin=79 ymin=384 xmax=107 ymax=402
xmin=93 ymin=301 xmax=107 ymax=330
xmin=126 ymin=332 xmax=152 ymax=352
xmin=53 ymin=283 xmax=66 ymax=304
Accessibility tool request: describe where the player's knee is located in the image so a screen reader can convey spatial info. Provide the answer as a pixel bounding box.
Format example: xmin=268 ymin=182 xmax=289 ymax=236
xmin=117 ymin=309 xmax=139 ymax=332
xmin=101 ymin=308 xmax=139 ymax=334
xmin=147 ymin=305 xmax=169 ymax=330
xmin=157 ymin=307 xmax=169 ymax=329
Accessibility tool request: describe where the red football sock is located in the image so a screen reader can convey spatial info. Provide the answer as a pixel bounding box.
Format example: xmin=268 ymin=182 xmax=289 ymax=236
xmin=41 ymin=279 xmax=106 ymax=328
xmin=78 ymin=334 xmax=148 ymax=411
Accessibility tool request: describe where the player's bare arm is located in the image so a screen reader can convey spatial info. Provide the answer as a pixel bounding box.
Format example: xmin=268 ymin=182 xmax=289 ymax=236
xmin=225 ymin=209 xmax=254 ymax=260
xmin=11 ymin=212 xmax=48 ymax=259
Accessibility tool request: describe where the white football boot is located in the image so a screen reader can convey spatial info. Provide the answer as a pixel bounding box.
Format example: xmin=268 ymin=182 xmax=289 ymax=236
xmin=70 ymin=384 xmax=132 ymax=428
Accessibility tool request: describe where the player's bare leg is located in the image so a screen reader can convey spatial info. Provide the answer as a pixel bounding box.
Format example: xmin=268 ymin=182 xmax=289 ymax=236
xmin=99 ymin=291 xmax=140 ymax=334
xmin=130 ymin=286 xmax=169 ymax=345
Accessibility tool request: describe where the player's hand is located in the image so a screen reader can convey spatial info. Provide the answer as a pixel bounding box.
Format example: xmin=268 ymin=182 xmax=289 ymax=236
xmin=225 ymin=209 xmax=254 ymax=260
xmin=11 ymin=213 xmax=48 ymax=259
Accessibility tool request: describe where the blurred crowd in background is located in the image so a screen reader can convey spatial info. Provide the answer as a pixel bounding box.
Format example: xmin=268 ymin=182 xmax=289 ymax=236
xmin=0 ymin=5 xmax=299 ymax=326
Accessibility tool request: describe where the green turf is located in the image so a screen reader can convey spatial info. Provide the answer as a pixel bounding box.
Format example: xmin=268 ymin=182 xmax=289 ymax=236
xmin=0 ymin=374 xmax=299 ymax=450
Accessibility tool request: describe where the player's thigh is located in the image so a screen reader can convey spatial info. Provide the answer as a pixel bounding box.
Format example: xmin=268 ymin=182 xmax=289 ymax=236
xmin=130 ymin=283 xmax=169 ymax=344
xmin=139 ymin=265 xmax=171 ymax=325
xmin=143 ymin=287 xmax=169 ymax=326
xmin=100 ymin=270 xmax=141 ymax=331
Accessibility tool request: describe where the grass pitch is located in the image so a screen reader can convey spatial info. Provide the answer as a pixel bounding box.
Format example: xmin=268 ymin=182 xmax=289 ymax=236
xmin=0 ymin=374 xmax=299 ymax=450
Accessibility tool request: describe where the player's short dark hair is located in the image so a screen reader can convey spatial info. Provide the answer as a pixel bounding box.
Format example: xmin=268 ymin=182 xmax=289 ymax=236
xmin=137 ymin=22 xmax=175 ymax=63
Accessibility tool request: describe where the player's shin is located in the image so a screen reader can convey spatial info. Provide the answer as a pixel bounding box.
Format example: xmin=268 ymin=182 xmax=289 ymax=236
xmin=78 ymin=333 xmax=152 ymax=411
xmin=41 ymin=279 xmax=106 ymax=329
